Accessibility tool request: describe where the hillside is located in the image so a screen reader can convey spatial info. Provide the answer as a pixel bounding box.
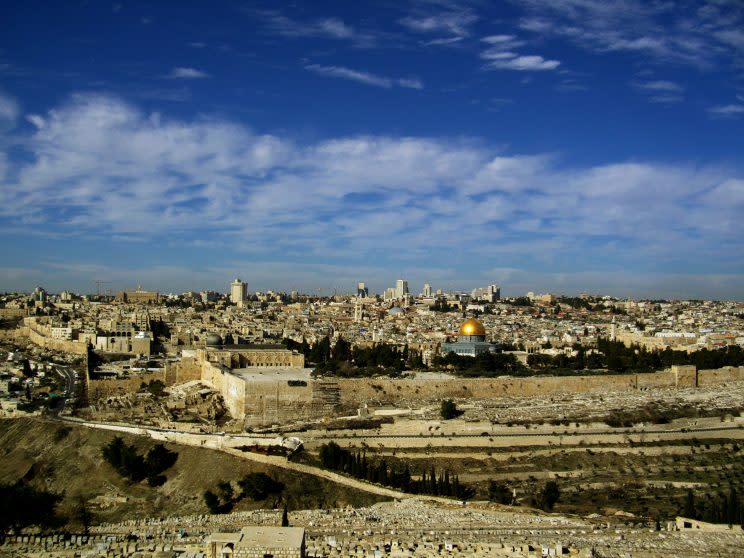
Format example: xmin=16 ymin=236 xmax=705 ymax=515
xmin=0 ymin=418 xmax=387 ymax=528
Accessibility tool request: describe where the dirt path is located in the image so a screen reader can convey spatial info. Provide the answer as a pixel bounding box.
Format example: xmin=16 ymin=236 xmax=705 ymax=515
xmin=67 ymin=418 xmax=456 ymax=504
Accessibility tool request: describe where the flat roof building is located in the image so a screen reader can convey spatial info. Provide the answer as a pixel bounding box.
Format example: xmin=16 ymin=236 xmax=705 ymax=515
xmin=206 ymin=526 xmax=305 ymax=558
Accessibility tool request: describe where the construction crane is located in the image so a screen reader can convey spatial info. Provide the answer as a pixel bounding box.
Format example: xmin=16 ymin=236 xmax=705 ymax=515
xmin=94 ymin=280 xmax=111 ymax=296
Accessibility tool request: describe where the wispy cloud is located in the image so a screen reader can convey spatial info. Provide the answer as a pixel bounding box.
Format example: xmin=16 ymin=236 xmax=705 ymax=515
xmin=305 ymin=64 xmax=423 ymax=89
xmin=482 ymin=51 xmax=560 ymax=71
xmin=707 ymin=104 xmax=744 ymax=118
xmin=481 ymin=35 xmax=525 ymax=48
xmin=398 ymin=77 xmax=424 ymax=90
xmin=518 ymin=0 xmax=744 ymax=69
xmin=257 ymin=10 xmax=378 ymax=48
xmin=399 ymin=11 xmax=477 ymax=38
xmin=632 ymin=79 xmax=684 ymax=103
xmin=1 ymin=93 xmax=742 ymax=298
xmin=634 ymin=80 xmax=683 ymax=93
xmin=0 ymin=90 xmax=19 ymax=128
xmin=166 ymin=67 xmax=209 ymax=79
xmin=25 ymin=114 xmax=45 ymax=129
xmin=479 ymin=34 xmax=559 ymax=71
xmin=422 ymin=36 xmax=464 ymax=46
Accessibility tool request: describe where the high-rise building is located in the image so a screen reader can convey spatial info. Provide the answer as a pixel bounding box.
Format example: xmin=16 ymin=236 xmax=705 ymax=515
xmin=422 ymin=283 xmax=432 ymax=297
xmin=395 ymin=279 xmax=409 ymax=300
xmin=357 ymin=282 xmax=369 ymax=298
xmin=471 ymin=284 xmax=501 ymax=302
xmin=231 ymin=278 xmax=248 ymax=305
xmin=33 ymin=286 xmax=47 ymax=303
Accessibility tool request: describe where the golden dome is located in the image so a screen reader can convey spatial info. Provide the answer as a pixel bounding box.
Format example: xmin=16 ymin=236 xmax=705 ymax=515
xmin=459 ymin=318 xmax=486 ymax=336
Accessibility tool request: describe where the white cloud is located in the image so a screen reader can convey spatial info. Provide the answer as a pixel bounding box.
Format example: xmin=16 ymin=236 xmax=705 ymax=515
xmin=481 ymin=34 xmax=525 ymax=49
xmin=479 ymin=34 xmax=559 ymax=72
xmin=516 ymin=0 xmax=744 ymax=69
xmin=632 ymin=80 xmax=684 ymax=103
xmin=305 ymin=64 xmax=423 ymax=90
xmin=315 ymin=18 xmax=355 ymax=39
xmin=257 ymin=11 xmax=377 ymax=47
xmin=1 ymin=93 xmax=743 ymax=298
xmin=484 ymin=54 xmax=560 ymax=71
xmin=634 ymin=80 xmax=683 ymax=92
xmin=166 ymin=67 xmax=210 ymax=79
xmin=707 ymin=104 xmax=744 ymax=117
xmin=422 ymin=37 xmax=464 ymax=46
xmin=26 ymin=114 xmax=45 ymax=129
xmin=398 ymin=78 xmax=423 ymax=90
xmin=399 ymin=11 xmax=477 ymax=38
xmin=305 ymin=64 xmax=392 ymax=88
xmin=0 ymin=91 xmax=19 ymax=127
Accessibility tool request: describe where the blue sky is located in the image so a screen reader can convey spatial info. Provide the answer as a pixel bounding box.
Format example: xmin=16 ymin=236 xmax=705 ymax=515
xmin=1 ymin=0 xmax=743 ymax=299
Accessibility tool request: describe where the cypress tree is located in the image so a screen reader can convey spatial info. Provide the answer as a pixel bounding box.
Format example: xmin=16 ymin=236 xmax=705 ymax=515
xmin=684 ymin=489 xmax=696 ymax=519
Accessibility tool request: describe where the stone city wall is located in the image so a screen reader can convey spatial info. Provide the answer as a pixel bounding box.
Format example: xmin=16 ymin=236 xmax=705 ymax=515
xmin=21 ymin=322 xmax=89 ymax=355
xmin=88 ymin=371 xmax=167 ymax=400
xmin=336 ymin=366 xmax=744 ymax=407
xmin=201 ymin=362 xmax=247 ymax=420
xmin=0 ymin=308 xmax=30 ymax=319
xmin=698 ymin=365 xmax=744 ymax=385
xmin=164 ymin=356 xmax=202 ymax=385
xmin=242 ymin=379 xmax=314 ymax=427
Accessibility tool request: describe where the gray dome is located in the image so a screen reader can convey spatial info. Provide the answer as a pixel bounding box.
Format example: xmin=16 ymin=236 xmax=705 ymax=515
xmin=205 ymin=333 xmax=223 ymax=347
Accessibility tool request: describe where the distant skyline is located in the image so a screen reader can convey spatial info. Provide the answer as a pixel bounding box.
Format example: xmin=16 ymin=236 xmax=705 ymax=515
xmin=1 ymin=1 xmax=743 ymax=300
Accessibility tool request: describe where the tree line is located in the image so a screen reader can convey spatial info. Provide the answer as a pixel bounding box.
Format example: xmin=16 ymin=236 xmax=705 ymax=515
xmin=285 ymin=336 xmax=424 ymax=376
xmin=432 ymin=351 xmax=525 ymax=377
xmin=290 ymin=334 xmax=743 ymax=379
xmin=529 ymin=340 xmax=744 ymax=375
xmin=683 ymin=488 xmax=743 ymax=527
xmin=318 ymin=442 xmax=474 ymax=500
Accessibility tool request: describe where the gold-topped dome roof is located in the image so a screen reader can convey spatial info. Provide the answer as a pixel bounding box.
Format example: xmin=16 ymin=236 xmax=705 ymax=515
xmin=459 ymin=318 xmax=486 ymax=336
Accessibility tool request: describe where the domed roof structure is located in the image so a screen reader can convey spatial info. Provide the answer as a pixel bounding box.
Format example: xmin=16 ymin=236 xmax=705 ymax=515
xmin=205 ymin=333 xmax=223 ymax=347
xmin=459 ymin=318 xmax=486 ymax=337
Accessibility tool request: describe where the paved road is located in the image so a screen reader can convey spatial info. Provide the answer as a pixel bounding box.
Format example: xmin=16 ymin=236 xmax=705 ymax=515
xmin=46 ymin=365 xmax=79 ymax=416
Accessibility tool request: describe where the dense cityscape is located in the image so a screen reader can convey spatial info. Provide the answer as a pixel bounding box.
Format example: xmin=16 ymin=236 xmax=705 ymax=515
xmin=1 ymin=280 xmax=744 ymax=556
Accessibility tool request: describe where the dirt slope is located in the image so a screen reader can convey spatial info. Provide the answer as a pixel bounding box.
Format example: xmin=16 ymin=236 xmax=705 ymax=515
xmin=0 ymin=418 xmax=387 ymax=527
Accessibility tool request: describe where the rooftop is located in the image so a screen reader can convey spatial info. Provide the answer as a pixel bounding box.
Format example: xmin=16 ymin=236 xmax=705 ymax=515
xmin=230 ymin=367 xmax=314 ymax=382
